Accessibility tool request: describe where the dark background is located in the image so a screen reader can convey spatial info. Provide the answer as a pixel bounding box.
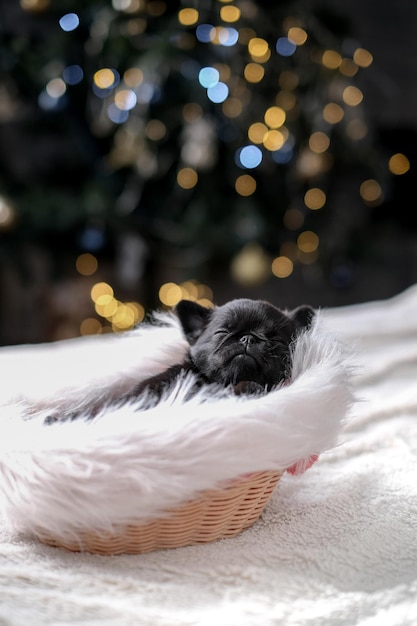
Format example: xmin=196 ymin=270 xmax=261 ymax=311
xmin=0 ymin=0 xmax=416 ymax=345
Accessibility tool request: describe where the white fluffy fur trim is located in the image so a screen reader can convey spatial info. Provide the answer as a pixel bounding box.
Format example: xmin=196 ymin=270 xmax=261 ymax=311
xmin=0 ymin=313 xmax=355 ymax=539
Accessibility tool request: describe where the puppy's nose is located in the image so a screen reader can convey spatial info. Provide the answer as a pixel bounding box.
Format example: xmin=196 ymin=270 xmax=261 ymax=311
xmin=240 ymin=334 xmax=254 ymax=347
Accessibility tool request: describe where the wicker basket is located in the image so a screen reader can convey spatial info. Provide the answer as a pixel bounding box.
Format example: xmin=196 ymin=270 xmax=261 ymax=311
xmin=34 ymin=470 xmax=282 ymax=555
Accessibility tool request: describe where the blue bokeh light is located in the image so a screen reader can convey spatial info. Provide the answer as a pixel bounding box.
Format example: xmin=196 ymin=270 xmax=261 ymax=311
xmin=63 ymin=65 xmax=84 ymax=85
xmin=276 ymin=37 xmax=297 ymax=57
xmin=207 ymin=82 xmax=229 ymax=103
xmin=198 ymin=67 xmax=220 ymax=88
xmin=219 ymin=27 xmax=239 ymax=47
xmin=196 ymin=24 xmax=214 ymax=43
xmin=236 ymin=145 xmax=263 ymax=169
xmin=38 ymin=90 xmax=59 ymax=111
xmin=59 ymin=13 xmax=80 ymax=32
xmin=107 ymin=103 xmax=129 ymax=124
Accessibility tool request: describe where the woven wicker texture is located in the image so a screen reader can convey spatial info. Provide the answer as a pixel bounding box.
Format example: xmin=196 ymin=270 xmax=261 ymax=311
xmin=35 ymin=470 xmax=282 ymax=555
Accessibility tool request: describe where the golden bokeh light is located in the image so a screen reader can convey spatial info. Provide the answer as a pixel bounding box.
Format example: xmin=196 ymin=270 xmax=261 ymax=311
xmin=248 ymin=37 xmax=269 ymax=59
xmin=264 ymin=106 xmax=286 ymax=129
xmin=158 ymin=281 xmax=213 ymax=307
xmin=309 ymin=131 xmax=330 ymax=154
xmin=342 ymin=85 xmax=363 ymax=106
xmin=220 ymin=5 xmax=241 ymax=22
xmin=235 ymin=174 xmax=257 ymax=196
xmin=159 ymin=282 xmax=183 ymax=307
xmin=94 ymin=68 xmax=116 ymax=89
xmin=297 ymin=230 xmax=319 ymax=253
xmin=91 ymin=282 xmax=113 ymax=302
xmin=111 ymin=303 xmax=136 ymax=331
xmin=323 ymin=102 xmax=344 ymax=124
xmin=123 ymin=67 xmax=144 ymax=87
xmin=287 ymin=27 xmax=307 ymax=45
xmin=231 ymin=243 xmax=270 ymax=286
xmin=244 ymin=63 xmax=265 ymax=83
xmin=248 ymin=122 xmax=268 ymax=143
xmin=145 ymin=119 xmax=167 ymax=141
xmin=360 ymin=179 xmax=383 ymax=205
xmin=177 ymin=167 xmax=198 ymax=189
xmin=178 ymin=8 xmax=199 ymax=26
xmin=271 ymin=256 xmax=293 ymax=278
xmin=322 ymin=50 xmax=342 ymax=70
xmin=304 ymin=187 xmax=326 ymax=210
xmin=75 ymin=253 xmax=98 ymax=276
xmin=126 ymin=302 xmax=145 ymax=323
xmin=95 ymin=295 xmax=118 ymax=318
xmin=80 ymin=318 xmax=102 ymax=336
xmin=353 ymin=48 xmax=373 ymax=68
xmin=263 ymin=130 xmax=285 ymax=151
xmin=388 ymin=153 xmax=410 ymax=175
xmin=339 ymin=58 xmax=358 ymax=77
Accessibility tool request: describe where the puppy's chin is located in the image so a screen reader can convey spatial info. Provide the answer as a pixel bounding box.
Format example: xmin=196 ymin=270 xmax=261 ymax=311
xmin=214 ymin=354 xmax=263 ymax=387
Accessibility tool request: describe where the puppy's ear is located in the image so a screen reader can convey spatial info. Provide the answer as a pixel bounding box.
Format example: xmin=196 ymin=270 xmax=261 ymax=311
xmin=290 ymin=305 xmax=315 ymax=331
xmin=174 ymin=300 xmax=214 ymax=344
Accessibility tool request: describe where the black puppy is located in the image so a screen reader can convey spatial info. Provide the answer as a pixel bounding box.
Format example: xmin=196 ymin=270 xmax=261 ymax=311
xmin=128 ymin=298 xmax=315 ymax=403
xmin=44 ymin=298 xmax=315 ymax=422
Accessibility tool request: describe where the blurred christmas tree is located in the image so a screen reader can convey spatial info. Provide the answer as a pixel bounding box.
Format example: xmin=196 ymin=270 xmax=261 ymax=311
xmin=0 ymin=0 xmax=403 ymax=341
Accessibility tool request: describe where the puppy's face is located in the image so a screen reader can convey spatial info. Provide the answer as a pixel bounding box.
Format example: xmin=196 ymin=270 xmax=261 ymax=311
xmin=175 ymin=298 xmax=315 ymax=389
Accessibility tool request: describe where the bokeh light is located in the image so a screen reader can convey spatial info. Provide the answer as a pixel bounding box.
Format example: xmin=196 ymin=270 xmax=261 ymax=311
xmin=177 ymin=167 xmax=198 ymax=189
xmin=178 ymin=8 xmax=199 ymax=26
xmin=236 ymin=145 xmax=263 ymax=169
xmin=198 ymin=67 xmax=219 ymax=88
xmin=342 ymin=86 xmax=363 ymax=106
xmin=76 ymin=253 xmax=98 ymax=276
xmin=360 ymin=179 xmax=383 ymax=205
xmin=207 ymin=82 xmax=229 ymax=103
xmin=63 ymin=65 xmax=84 ymax=85
xmin=297 ymin=230 xmax=319 ymax=253
xmin=323 ymin=102 xmax=344 ymax=124
xmin=389 ymin=153 xmax=410 ymax=175
xmin=304 ymin=188 xmax=326 ymax=210
xmin=353 ymin=48 xmax=373 ymax=68
xmin=271 ymin=255 xmax=293 ymax=278
xmin=309 ymin=131 xmax=330 ymax=153
xmin=244 ymin=63 xmax=265 ymax=83
xmin=276 ymin=37 xmax=296 ymax=57
xmin=235 ymin=174 xmax=257 ymax=196
xmin=322 ymin=50 xmax=342 ymax=70
xmin=220 ymin=6 xmax=241 ymax=22
xmin=231 ymin=243 xmax=270 ymax=286
xmin=248 ymin=122 xmax=268 ymax=144
xmin=159 ymin=280 xmax=213 ymax=307
xmin=288 ymin=27 xmax=307 ymax=45
xmin=59 ymin=13 xmax=79 ymax=32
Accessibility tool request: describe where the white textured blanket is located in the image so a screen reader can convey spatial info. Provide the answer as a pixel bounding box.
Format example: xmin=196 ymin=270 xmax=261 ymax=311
xmin=1 ymin=285 xmax=417 ymax=626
